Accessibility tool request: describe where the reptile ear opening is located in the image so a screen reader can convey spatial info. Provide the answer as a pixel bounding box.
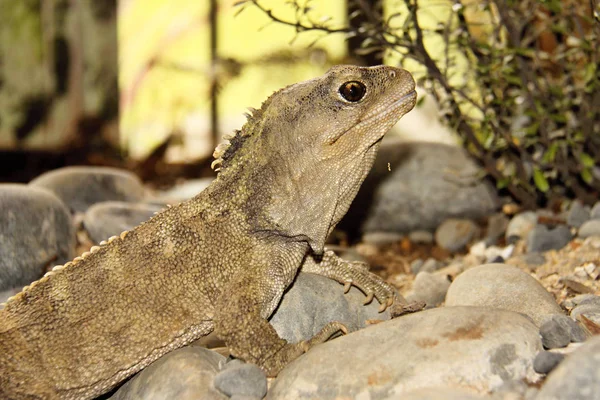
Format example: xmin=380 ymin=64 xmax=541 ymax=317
xmin=339 ymin=81 xmax=366 ymax=102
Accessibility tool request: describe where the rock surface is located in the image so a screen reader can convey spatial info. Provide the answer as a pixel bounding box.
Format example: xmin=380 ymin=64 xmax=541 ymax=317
xmin=445 ymin=264 xmax=563 ymax=326
xmin=83 ymin=201 xmax=164 ymax=243
xmin=505 ymin=211 xmax=538 ymax=243
xmin=270 ymin=272 xmax=393 ymax=342
xmin=157 ymin=178 xmax=214 ymax=202
xmin=110 ymin=346 xmax=227 ymax=400
xmin=535 ymin=335 xmax=600 ymax=400
xmin=405 ymin=271 xmax=451 ymax=308
xmin=435 ymin=218 xmax=480 ymax=252
xmin=533 ymin=351 xmax=565 ymax=375
xmin=539 ymin=314 xmax=585 ymax=349
xmin=394 ymin=387 xmax=487 ymax=400
xmin=0 ymin=184 xmax=75 ymax=291
xmin=567 ymin=201 xmax=590 ymax=228
xmin=526 ymin=225 xmax=572 ymax=253
xmin=268 ymin=307 xmax=542 ymax=399
xmin=214 ymin=360 xmax=267 ymax=398
xmin=30 ymin=166 xmax=146 ymax=213
xmin=340 ymin=141 xmax=498 ymax=235
xmin=578 ymin=219 xmax=600 ymax=238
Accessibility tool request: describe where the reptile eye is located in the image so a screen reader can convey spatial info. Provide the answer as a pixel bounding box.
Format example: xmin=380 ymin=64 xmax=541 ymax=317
xmin=339 ymin=81 xmax=366 ymax=102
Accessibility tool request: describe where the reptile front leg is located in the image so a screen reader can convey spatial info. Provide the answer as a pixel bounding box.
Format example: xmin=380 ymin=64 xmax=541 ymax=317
xmin=301 ymin=249 xmax=406 ymax=312
xmin=213 ymin=273 xmax=346 ymax=377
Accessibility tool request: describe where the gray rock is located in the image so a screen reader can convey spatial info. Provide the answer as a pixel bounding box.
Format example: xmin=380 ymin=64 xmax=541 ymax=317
xmin=214 ymin=360 xmax=267 ymax=398
xmin=578 ymin=220 xmax=600 ymax=239
xmin=506 ymin=211 xmax=538 ymax=243
xmin=518 ymin=253 xmax=547 ymax=267
xmin=406 ymin=271 xmax=451 ymax=308
xmin=410 ymin=259 xmax=424 ymax=274
xmin=0 ymin=184 xmax=75 ymax=291
xmin=565 ymin=294 xmax=600 ymax=308
xmin=30 ymin=166 xmax=146 ymax=213
xmin=533 ymin=351 xmax=565 ymax=375
xmin=486 ymin=213 xmax=509 ymax=246
xmin=408 ymin=230 xmax=434 ymax=244
xmin=268 ymin=307 xmax=542 ymax=399
xmin=83 ymin=201 xmax=164 ymax=243
xmin=435 ymin=218 xmax=480 ymax=252
xmin=526 ymin=225 xmax=572 ymax=253
xmin=539 ymin=315 xmax=585 ymax=348
xmin=270 ymin=273 xmax=393 ymax=343
xmin=567 ymin=201 xmax=591 ymax=228
xmin=420 ymin=258 xmax=443 ymax=273
xmin=590 ymin=202 xmax=600 ymax=220
xmin=230 ymin=396 xmax=262 ymax=400
xmin=571 ymin=303 xmax=600 ymax=325
xmin=445 ymin=264 xmax=563 ymax=326
xmin=535 ymin=335 xmax=600 ymax=400
xmin=110 ymin=346 xmax=227 ymax=400
xmin=391 ymin=387 xmax=487 ymax=400
xmin=157 ymin=178 xmax=214 ymax=202
xmin=340 ymin=141 xmax=498 ymax=235
xmin=362 ymin=231 xmax=403 ymax=245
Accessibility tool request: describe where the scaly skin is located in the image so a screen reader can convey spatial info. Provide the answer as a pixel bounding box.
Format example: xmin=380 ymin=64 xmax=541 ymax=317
xmin=0 ymin=65 xmax=416 ymax=399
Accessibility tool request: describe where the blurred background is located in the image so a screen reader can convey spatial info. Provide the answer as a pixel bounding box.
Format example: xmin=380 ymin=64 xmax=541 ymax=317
xmin=0 ymin=0 xmax=598 ymax=206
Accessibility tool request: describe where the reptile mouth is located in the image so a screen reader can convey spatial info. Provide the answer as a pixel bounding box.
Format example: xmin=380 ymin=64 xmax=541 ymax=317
xmin=394 ymin=90 xmax=417 ymax=108
xmin=327 ymin=89 xmax=417 ymax=145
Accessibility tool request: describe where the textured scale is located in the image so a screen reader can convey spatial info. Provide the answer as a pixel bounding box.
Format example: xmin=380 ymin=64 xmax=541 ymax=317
xmin=0 ymin=65 xmax=416 ymax=399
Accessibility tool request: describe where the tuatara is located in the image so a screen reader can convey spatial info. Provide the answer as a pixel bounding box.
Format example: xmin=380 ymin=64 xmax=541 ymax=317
xmin=0 ymin=65 xmax=417 ymax=399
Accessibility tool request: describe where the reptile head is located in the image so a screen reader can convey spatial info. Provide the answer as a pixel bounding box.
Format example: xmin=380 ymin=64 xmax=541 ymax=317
xmin=215 ymin=65 xmax=416 ymax=253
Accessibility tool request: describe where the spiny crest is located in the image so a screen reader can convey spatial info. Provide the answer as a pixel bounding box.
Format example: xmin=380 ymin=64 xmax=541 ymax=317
xmin=211 ymin=106 xmax=263 ymax=172
xmin=1 ymin=230 xmax=129 ymax=308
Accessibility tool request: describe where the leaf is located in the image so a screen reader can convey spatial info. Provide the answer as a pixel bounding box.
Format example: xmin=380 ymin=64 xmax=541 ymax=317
xmin=533 ymin=167 xmax=550 ymax=192
xmin=580 ymin=153 xmax=595 ymax=168
xmin=581 ymin=168 xmax=593 ymax=184
xmin=542 ymin=142 xmax=559 ymax=163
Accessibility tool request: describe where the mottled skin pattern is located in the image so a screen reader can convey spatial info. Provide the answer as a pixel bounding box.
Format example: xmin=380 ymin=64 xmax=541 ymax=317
xmin=0 ymin=65 xmax=416 ymax=399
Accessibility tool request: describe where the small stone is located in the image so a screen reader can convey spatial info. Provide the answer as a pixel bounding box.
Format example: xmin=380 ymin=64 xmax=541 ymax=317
xmin=533 ymin=351 xmax=565 ymax=374
xmin=567 ymin=294 xmax=600 ymax=308
xmin=214 ymin=361 xmax=267 ymax=398
xmin=408 ymin=230 xmax=434 ymax=244
xmin=571 ymin=303 xmax=600 ymax=325
xmin=567 ymin=201 xmax=591 ymax=228
xmin=110 ymin=346 xmax=227 ymax=400
xmin=539 ymin=315 xmax=585 ymax=348
xmin=420 ymin=258 xmax=443 ymax=273
xmin=590 ymin=201 xmax=600 ymax=220
xmin=536 ymin=335 xmax=600 ymax=400
xmin=435 ymin=218 xmax=480 ymax=252
xmin=526 ymin=224 xmax=572 ymax=253
xmin=486 ymin=213 xmax=509 ymax=245
xmin=362 ymin=231 xmax=403 ymax=245
xmin=157 ymin=178 xmax=214 ymax=202
xmin=445 ymin=263 xmax=563 ymax=326
xmin=506 ymin=211 xmax=538 ymax=243
xmin=410 ymin=259 xmax=424 ymax=274
xmin=406 ymin=271 xmax=451 ymax=308
xmin=519 ymin=252 xmax=547 ymax=266
xmin=484 ymin=244 xmax=514 ymax=263
xmin=84 ymin=201 xmax=165 ymax=244
xmin=30 ymin=166 xmax=146 ymax=213
xmin=229 ymin=395 xmax=262 ymax=400
xmin=0 ymin=184 xmax=75 ymax=291
xmin=270 ymin=273 xmax=393 ymax=343
xmin=578 ymin=220 xmax=600 ymax=239
xmin=469 ymin=241 xmax=486 ymax=257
